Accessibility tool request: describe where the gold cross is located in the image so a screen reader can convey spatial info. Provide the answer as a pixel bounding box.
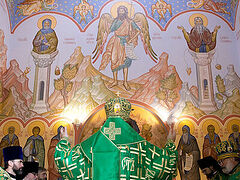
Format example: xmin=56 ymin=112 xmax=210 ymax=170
xmin=116 ymin=91 xmax=121 ymax=97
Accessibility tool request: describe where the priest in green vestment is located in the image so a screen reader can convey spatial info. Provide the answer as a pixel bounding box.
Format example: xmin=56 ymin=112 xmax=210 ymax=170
xmin=0 ymin=167 xmax=11 ymax=180
xmin=216 ymin=140 xmax=240 ymax=180
xmin=55 ymin=97 xmax=178 ymax=179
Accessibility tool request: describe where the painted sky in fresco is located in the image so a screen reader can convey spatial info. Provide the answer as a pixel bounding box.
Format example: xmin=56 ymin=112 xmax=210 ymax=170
xmin=5 ymin=0 xmax=239 ymax=33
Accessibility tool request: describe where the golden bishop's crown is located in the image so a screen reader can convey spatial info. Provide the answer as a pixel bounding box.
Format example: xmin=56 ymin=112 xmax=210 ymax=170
xmin=104 ymin=97 xmax=132 ymax=121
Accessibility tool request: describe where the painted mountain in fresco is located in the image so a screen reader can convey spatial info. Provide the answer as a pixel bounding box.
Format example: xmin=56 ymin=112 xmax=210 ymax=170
xmin=169 ymin=82 xmax=202 ymax=119
xmin=0 ymin=59 xmax=37 ymax=120
xmin=223 ymin=64 xmax=240 ymax=96
xmin=61 ymin=75 xmax=116 ymax=122
xmin=131 ymin=52 xmax=182 ymax=109
xmin=49 ymin=47 xmax=114 ymax=109
xmin=49 ymin=48 xmax=182 ymax=111
xmin=212 ymin=88 xmax=240 ymax=118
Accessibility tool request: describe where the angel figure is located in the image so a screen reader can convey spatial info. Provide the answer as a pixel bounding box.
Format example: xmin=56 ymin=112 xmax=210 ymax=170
xmin=16 ymin=0 xmax=56 ymax=16
xmin=152 ymin=0 xmax=172 ymax=22
xmin=92 ymin=5 xmax=157 ymax=91
xmin=73 ymin=0 xmax=94 ymax=24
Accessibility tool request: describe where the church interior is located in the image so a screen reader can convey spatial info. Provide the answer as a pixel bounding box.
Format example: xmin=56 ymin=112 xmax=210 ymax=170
xmin=0 ymin=0 xmax=240 ymax=179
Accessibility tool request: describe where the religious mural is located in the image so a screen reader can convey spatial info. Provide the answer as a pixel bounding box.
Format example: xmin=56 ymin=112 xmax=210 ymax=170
xmin=0 ymin=0 xmax=240 ymax=179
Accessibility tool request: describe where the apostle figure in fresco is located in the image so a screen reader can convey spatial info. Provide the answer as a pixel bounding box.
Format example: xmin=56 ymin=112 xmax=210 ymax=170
xmin=177 ymin=125 xmax=201 ymax=180
xmin=203 ymin=124 xmax=221 ymax=160
xmin=47 ymin=126 xmax=63 ymax=180
xmin=23 ymin=126 xmax=45 ymax=167
xmin=228 ymin=124 xmax=240 ymax=151
xmin=92 ymin=4 xmax=157 ymax=91
xmin=55 ymin=97 xmax=178 ymax=179
xmin=0 ymin=126 xmax=20 ymax=167
xmin=178 ymin=16 xmax=220 ymax=53
xmin=33 ymin=18 xmax=58 ymax=54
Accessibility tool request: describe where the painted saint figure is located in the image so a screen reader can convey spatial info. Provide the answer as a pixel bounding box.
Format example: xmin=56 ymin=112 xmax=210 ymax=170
xmin=0 ymin=126 xmax=20 ymax=167
xmin=228 ymin=124 xmax=240 ymax=151
xmin=178 ymin=16 xmax=220 ymax=53
xmin=177 ymin=125 xmax=201 ymax=180
xmin=92 ymin=4 xmax=157 ymax=91
xmin=203 ymin=124 xmax=221 ymax=160
xmin=23 ymin=126 xmax=45 ymax=167
xmin=33 ymin=18 xmax=58 ymax=54
xmin=47 ymin=126 xmax=63 ymax=180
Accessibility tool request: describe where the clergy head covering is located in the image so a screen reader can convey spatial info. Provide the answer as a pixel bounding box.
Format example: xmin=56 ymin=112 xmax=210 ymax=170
xmin=197 ymin=156 xmax=220 ymax=170
xmin=105 ymin=97 xmax=132 ymax=121
xmin=216 ymin=140 xmax=239 ymax=161
xmin=3 ymin=146 xmax=23 ymax=162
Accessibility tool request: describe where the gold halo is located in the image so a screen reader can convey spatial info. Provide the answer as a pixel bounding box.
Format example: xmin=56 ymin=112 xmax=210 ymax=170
xmin=227 ymin=118 xmax=240 ymax=133
xmin=3 ymin=121 xmax=21 ymax=136
xmin=37 ymin=15 xmax=57 ymax=29
xmin=27 ymin=121 xmax=45 ymax=136
xmin=52 ymin=121 xmax=71 ymax=135
xmin=110 ymin=1 xmax=135 ymax=18
xmin=189 ymin=13 xmax=208 ymax=27
xmin=202 ymin=119 xmax=220 ymax=135
xmin=177 ymin=120 xmax=195 ymax=135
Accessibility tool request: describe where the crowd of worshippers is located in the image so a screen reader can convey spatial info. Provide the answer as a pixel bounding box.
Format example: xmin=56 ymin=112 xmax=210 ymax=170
xmin=0 ymin=132 xmax=239 ymax=180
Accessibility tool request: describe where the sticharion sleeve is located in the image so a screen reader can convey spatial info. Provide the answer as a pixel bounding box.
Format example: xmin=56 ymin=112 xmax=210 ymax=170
xmin=146 ymin=140 xmax=178 ymax=179
xmin=54 ymin=138 xmax=91 ymax=179
xmin=0 ymin=167 xmax=11 ymax=180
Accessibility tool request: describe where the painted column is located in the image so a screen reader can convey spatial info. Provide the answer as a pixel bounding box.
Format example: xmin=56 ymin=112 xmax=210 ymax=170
xmin=189 ymin=49 xmax=217 ymax=113
xmin=31 ymin=50 xmax=58 ymax=113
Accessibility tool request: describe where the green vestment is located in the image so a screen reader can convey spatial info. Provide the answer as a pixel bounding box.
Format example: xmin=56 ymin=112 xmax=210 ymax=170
xmin=55 ymin=117 xmax=178 ymax=179
xmin=0 ymin=167 xmax=11 ymax=180
xmin=228 ymin=163 xmax=240 ymax=180
xmin=210 ymin=171 xmax=228 ymax=180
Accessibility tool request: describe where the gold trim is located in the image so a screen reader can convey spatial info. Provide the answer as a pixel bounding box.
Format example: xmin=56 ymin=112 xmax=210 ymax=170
xmin=217 ymin=153 xmax=239 ymax=161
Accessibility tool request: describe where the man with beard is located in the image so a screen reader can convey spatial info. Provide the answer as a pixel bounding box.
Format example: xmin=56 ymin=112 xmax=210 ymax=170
xmin=197 ymin=156 xmax=228 ymax=180
xmin=0 ymin=126 xmax=20 ymax=167
xmin=203 ymin=125 xmax=221 ymax=160
xmin=99 ymin=6 xmax=141 ymax=91
xmin=32 ymin=18 xmax=58 ymax=54
xmin=228 ymin=124 xmax=240 ymax=151
xmin=3 ymin=146 xmax=24 ymax=179
xmin=178 ymin=16 xmax=220 ymax=52
xmin=216 ymin=140 xmax=240 ymax=179
xmin=177 ymin=125 xmax=201 ymax=180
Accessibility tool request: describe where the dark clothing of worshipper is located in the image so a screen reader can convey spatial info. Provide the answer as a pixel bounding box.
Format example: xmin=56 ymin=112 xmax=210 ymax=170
xmin=3 ymin=146 xmax=24 ymax=180
xmin=198 ymin=156 xmax=228 ymax=180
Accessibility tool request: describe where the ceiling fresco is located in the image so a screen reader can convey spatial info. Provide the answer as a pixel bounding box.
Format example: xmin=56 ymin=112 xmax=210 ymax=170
xmin=5 ymin=0 xmax=239 ymax=33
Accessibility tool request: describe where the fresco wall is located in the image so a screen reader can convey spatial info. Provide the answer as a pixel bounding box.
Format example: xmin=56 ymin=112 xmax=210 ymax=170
xmin=0 ymin=0 xmax=240 ymax=179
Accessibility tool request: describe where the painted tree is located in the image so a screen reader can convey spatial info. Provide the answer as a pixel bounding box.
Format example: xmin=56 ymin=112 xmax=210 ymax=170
xmin=156 ymin=73 xmax=178 ymax=109
xmin=54 ymin=64 xmax=78 ymax=107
